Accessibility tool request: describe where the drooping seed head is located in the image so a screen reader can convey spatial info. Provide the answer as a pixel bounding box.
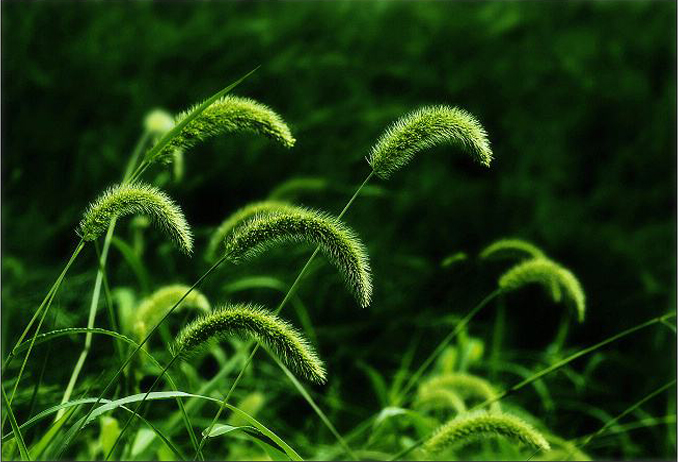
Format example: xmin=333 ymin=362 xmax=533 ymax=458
xmin=422 ymin=411 xmax=551 ymax=455
xmin=174 ymin=304 xmax=326 ymax=384
xmin=77 ymin=183 xmax=193 ymax=254
xmin=267 ymin=177 xmax=330 ymax=201
xmin=480 ymin=238 xmax=546 ymax=261
xmin=150 ymin=95 xmax=296 ymax=163
xmin=223 ymin=206 xmax=372 ymax=308
xmin=418 ymin=373 xmax=501 ymax=412
xmin=415 ymin=387 xmax=467 ymax=414
xmin=205 ymin=201 xmax=299 ymax=263
xmin=499 ymin=258 xmax=586 ymax=322
xmin=367 ymin=105 xmax=493 ymax=179
xmin=133 ymin=284 xmax=211 ymax=340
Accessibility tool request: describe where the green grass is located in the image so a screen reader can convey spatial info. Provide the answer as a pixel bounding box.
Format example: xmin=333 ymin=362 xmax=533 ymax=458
xmin=2 ymin=3 xmax=675 ymax=460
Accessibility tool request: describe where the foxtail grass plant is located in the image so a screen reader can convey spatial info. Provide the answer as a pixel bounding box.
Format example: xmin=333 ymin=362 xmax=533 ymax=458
xmin=6 ymin=73 xmax=675 ymax=462
xmin=191 ymin=103 xmax=495 ymax=458
xmin=420 ymin=410 xmax=551 ymax=455
xmin=20 ymin=70 xmax=264 ymax=459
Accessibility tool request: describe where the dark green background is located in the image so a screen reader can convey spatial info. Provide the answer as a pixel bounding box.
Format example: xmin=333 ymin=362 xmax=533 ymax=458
xmin=2 ymin=1 xmax=676 ymax=459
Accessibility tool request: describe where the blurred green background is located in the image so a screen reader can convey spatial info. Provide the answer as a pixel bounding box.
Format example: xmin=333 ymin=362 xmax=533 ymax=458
xmin=2 ymin=1 xmax=676 ymax=459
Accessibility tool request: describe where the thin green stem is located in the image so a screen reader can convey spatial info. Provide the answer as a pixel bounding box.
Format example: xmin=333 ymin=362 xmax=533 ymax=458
xmin=55 ymin=131 xmax=150 ymax=421
xmin=128 ymin=159 xmax=151 ymax=184
xmin=194 ymin=170 xmax=375 ymax=459
xmin=477 ymin=312 xmax=676 ymax=411
xmin=2 ymin=384 xmax=31 ymax=460
xmin=271 ymin=353 xmax=359 ymax=460
xmin=96 ymin=241 xmax=125 ymax=370
xmin=123 ymin=131 xmax=151 ymax=182
xmin=57 ymin=222 xmax=117 ymax=421
xmin=57 ymin=255 xmax=229 ymax=459
xmin=396 ymin=288 xmax=503 ymax=404
xmin=4 ymin=285 xmax=57 ymax=367
xmin=578 ymin=379 xmax=676 ymax=450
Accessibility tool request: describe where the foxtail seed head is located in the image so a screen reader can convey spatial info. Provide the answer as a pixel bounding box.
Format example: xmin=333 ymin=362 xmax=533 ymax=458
xmin=133 ymin=285 xmax=211 ymax=340
xmin=423 ymin=411 xmax=551 ymax=455
xmin=77 ymin=183 xmax=193 ymax=254
xmin=223 ymin=207 xmax=372 ymax=308
xmin=499 ymin=258 xmax=586 ymax=322
xmin=267 ymin=177 xmax=329 ymax=201
xmin=415 ymin=387 xmax=467 ymax=414
xmin=151 ymin=95 xmax=295 ymax=163
xmin=480 ymin=238 xmax=546 ymax=261
xmin=367 ymin=105 xmax=492 ymax=179
xmin=419 ymin=373 xmax=501 ymax=412
xmin=174 ymin=304 xmax=326 ymax=384
xmin=205 ymin=201 xmax=298 ymax=263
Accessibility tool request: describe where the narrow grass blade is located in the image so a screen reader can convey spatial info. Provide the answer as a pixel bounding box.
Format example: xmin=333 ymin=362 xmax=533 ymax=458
xmin=202 ymin=424 xmax=294 ymax=460
xmin=2 ymin=385 xmax=31 ymax=460
xmin=218 ymin=402 xmax=303 ymax=461
xmin=269 ymin=352 xmax=356 ymax=461
xmin=28 ymin=406 xmax=77 ymax=459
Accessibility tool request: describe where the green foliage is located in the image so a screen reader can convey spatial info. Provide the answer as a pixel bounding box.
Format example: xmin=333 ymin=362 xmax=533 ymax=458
xmin=224 ymin=206 xmax=373 ymax=308
xmin=422 ymin=411 xmax=551 ymax=455
xmin=174 ymin=304 xmax=327 ymax=384
xmin=77 ymin=183 xmax=193 ymax=254
xmin=2 ymin=3 xmax=675 ymax=460
xmin=499 ymin=258 xmax=586 ymax=322
xmin=368 ymin=105 xmax=492 ymax=179
xmin=153 ymin=95 xmax=296 ymax=163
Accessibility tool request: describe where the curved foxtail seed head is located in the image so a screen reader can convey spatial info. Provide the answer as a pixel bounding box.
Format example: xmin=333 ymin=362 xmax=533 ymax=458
xmin=133 ymin=284 xmax=211 ymax=340
xmin=415 ymin=387 xmax=467 ymax=414
xmin=367 ymin=105 xmax=492 ymax=179
xmin=223 ymin=207 xmax=372 ymax=308
xmin=498 ymin=258 xmax=586 ymax=323
xmin=205 ymin=201 xmax=299 ymax=263
xmin=151 ymin=95 xmax=295 ymax=163
xmin=480 ymin=238 xmax=546 ymax=261
xmin=77 ymin=183 xmax=193 ymax=254
xmin=267 ymin=177 xmax=329 ymax=201
xmin=419 ymin=373 xmax=501 ymax=412
xmin=174 ymin=304 xmax=326 ymax=384
xmin=422 ymin=411 xmax=551 ymax=455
